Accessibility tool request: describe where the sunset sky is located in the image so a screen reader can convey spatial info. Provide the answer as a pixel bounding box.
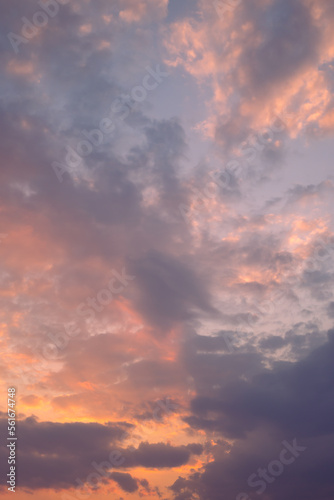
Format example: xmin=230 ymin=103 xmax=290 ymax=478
xmin=1 ymin=0 xmax=334 ymax=499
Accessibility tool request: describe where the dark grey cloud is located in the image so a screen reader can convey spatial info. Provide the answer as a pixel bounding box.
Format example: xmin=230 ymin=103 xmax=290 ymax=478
xmin=170 ymin=432 xmax=334 ymax=500
xmin=187 ymin=330 xmax=334 ymax=438
xmin=13 ymin=417 xmax=126 ymax=455
xmin=0 ymin=417 xmax=129 ymax=490
xmin=180 ymin=330 xmax=265 ymax=397
xmin=259 ymin=323 xmax=324 ymax=356
xmin=240 ymin=0 xmax=320 ymax=92
xmin=0 ymin=417 xmax=202 ymax=491
xmin=327 ymin=301 xmax=334 ymax=318
xmin=129 ymin=250 xmax=216 ymax=334
xmin=259 ymin=335 xmax=287 ymax=350
xmin=124 ymin=441 xmax=203 ymax=468
xmin=109 ymin=472 xmax=138 ymax=493
xmin=171 ymin=331 xmax=334 ymax=500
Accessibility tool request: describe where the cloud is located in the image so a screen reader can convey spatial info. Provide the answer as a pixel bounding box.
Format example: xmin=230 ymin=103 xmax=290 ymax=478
xmin=173 ymin=331 xmax=334 ymax=499
xmin=109 ymin=472 xmax=138 ymax=493
xmin=0 ymin=417 xmax=202 ymax=491
xmin=165 ymin=0 xmax=334 ymax=146
xmin=187 ymin=330 xmax=334 ymax=438
xmin=327 ymin=301 xmax=334 ymax=318
xmin=0 ymin=417 xmax=129 ymax=490
xmin=124 ymin=442 xmax=203 ymax=468
xmin=1 ymin=1 xmax=334 ymax=498
xmin=129 ymin=250 xmax=216 ymax=334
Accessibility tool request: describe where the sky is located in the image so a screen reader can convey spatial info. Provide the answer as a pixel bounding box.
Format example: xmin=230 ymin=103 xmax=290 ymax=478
xmin=1 ymin=0 xmax=334 ymax=499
